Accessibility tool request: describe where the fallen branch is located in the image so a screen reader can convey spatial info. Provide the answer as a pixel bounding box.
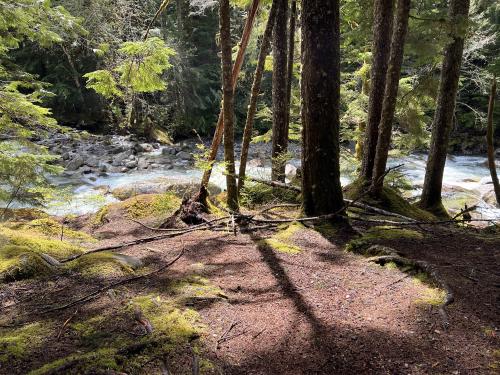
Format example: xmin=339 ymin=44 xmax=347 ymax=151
xmin=56 ymin=308 xmax=79 ymax=339
xmin=451 ymin=204 xmax=477 ymax=221
xmin=130 ymin=216 xmax=231 ymax=232
xmin=42 ymin=249 xmax=185 ymax=313
xmin=235 ymin=175 xmax=301 ymax=192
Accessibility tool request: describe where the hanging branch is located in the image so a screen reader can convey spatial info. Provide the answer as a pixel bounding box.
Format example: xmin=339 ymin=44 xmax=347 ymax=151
xmin=143 ymin=0 xmax=172 ymax=40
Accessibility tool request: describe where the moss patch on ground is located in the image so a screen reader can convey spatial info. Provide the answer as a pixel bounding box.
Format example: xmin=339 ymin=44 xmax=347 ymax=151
xmin=30 ymin=278 xmax=219 ymax=374
xmin=345 ymin=225 xmax=423 ymax=254
xmin=0 ymin=323 xmax=52 ymax=363
xmin=344 ymin=180 xmax=436 ymax=221
xmin=69 ymin=252 xmax=137 ymax=277
xmin=240 ymin=182 xmax=300 ymax=208
xmin=259 ymin=222 xmax=305 ymax=255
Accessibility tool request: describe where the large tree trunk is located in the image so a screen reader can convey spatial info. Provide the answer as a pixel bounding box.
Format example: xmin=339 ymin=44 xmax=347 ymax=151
xmin=271 ymin=0 xmax=289 ymax=182
xmin=200 ymin=0 xmax=260 ymax=190
xmin=360 ymin=0 xmax=394 ymax=181
xmin=419 ymin=0 xmax=470 ymax=215
xmin=486 ymin=76 xmax=500 ymax=206
xmin=285 ymin=0 xmax=297 ymax=130
xmin=370 ymin=0 xmax=411 ymax=195
xmin=301 ymin=0 xmax=344 ymax=218
xmin=219 ymin=0 xmax=239 ymax=212
xmin=238 ymin=1 xmax=278 ymax=193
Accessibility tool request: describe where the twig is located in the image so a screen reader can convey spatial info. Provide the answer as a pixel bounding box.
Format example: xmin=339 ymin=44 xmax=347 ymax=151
xmin=56 ymin=309 xmax=79 ymax=339
xmin=130 ymin=216 xmax=231 ymax=232
xmin=42 ymin=249 xmax=185 ymax=314
xmin=217 ymin=320 xmax=239 ymax=349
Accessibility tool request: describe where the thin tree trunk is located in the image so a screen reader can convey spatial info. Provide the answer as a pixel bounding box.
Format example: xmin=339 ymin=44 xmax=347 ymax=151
xmin=271 ymin=0 xmax=289 ymax=182
xmin=301 ymin=0 xmax=344 ymax=218
xmin=355 ymin=73 xmax=369 ymax=161
xmin=360 ymin=0 xmax=394 ymax=181
xmin=219 ymin=0 xmax=239 ymax=212
xmin=486 ymin=76 xmax=500 ymax=206
xmin=200 ymin=0 xmax=260 ymax=190
xmin=238 ymin=2 xmax=278 ymax=193
xmin=285 ymin=0 xmax=297 ymax=130
xmin=371 ymin=0 xmax=411 ymax=195
xmin=419 ymin=0 xmax=470 ymax=215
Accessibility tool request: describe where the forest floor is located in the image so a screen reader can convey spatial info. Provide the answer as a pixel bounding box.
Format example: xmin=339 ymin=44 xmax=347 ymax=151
xmin=0 ymin=199 xmax=499 ymax=374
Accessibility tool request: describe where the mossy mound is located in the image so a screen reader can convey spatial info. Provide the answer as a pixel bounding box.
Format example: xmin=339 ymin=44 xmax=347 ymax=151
xmin=0 ymin=225 xmax=84 ymax=282
xmin=170 ymin=275 xmax=228 ymax=304
xmin=0 ymin=208 xmax=49 ymax=222
xmin=346 ymin=225 xmax=424 ymax=254
xmin=92 ymin=193 xmax=181 ymax=226
xmin=0 ymin=323 xmax=52 ymax=364
xmin=344 ymin=180 xmax=436 ymax=221
xmin=259 ymin=222 xmax=305 ymax=255
xmin=68 ymin=252 xmax=141 ymax=277
xmin=240 ymin=182 xmax=300 ymax=208
xmin=13 ymin=218 xmax=96 ymax=244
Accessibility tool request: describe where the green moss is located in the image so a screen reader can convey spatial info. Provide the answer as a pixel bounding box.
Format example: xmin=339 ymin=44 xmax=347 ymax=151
xmin=29 ymin=348 xmax=120 ymax=375
xmin=345 ymin=180 xmax=436 ymax=221
xmin=384 ymin=261 xmax=398 ymax=270
xmin=415 ymin=287 xmax=447 ymax=306
xmin=240 ymin=182 xmax=300 ymax=208
xmin=170 ymin=275 xmax=227 ymax=302
xmin=0 ymin=323 xmax=51 ymax=363
xmin=258 ymin=222 xmax=304 ymax=255
xmin=0 ymin=245 xmax=55 ymax=282
xmin=345 ymin=226 xmax=423 ymax=254
xmin=0 ymin=226 xmax=83 ymax=259
xmin=69 ymin=252 xmax=136 ymax=277
xmin=91 ymin=205 xmax=109 ymax=226
xmin=20 ymin=218 xmax=96 ymax=243
xmin=116 ymin=193 xmax=181 ymax=219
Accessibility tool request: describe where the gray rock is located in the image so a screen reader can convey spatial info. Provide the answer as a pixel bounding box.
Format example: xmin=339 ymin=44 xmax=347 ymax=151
xmin=176 ymin=151 xmax=193 ymax=161
xmin=112 ymin=150 xmax=133 ymax=166
xmin=99 ymin=163 xmax=108 ymax=172
xmin=285 ymin=164 xmax=297 ymax=177
xmin=125 ymin=160 xmax=138 ymax=169
xmin=66 ymin=156 xmax=85 ymax=171
xmin=138 ymin=158 xmax=150 ymax=170
xmin=136 ymin=143 xmax=154 ymax=153
xmin=85 ymin=156 xmax=99 ymax=167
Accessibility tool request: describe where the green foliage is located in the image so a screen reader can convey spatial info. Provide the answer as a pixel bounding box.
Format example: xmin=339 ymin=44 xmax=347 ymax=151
xmin=84 ymin=70 xmax=122 ymax=99
xmin=0 ymin=323 xmax=51 ymax=363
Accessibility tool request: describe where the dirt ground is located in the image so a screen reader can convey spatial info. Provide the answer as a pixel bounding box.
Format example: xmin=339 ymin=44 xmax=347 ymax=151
xmin=0 ymin=212 xmax=499 ymax=374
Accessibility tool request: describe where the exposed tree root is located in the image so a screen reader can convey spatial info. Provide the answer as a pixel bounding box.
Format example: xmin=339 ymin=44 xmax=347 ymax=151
xmin=367 ymin=253 xmax=454 ymax=330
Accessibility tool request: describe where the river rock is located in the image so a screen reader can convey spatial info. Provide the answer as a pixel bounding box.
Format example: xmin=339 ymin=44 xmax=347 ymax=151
xmin=176 ymin=151 xmax=193 ymax=161
xmin=66 ymin=156 xmax=85 ymax=171
xmin=135 ymin=143 xmax=154 ymax=153
xmin=112 ymin=150 xmax=133 ymax=166
xmin=85 ymin=156 xmax=99 ymax=168
xmin=125 ymin=160 xmax=138 ymax=169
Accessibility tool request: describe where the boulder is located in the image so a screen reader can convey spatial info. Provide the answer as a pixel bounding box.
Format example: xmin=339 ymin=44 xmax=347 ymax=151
xmin=176 ymin=151 xmax=193 ymax=161
xmin=125 ymin=160 xmax=138 ymax=169
xmin=66 ymin=156 xmax=85 ymax=171
xmin=136 ymin=143 xmax=154 ymax=153
xmin=85 ymin=156 xmax=100 ymax=168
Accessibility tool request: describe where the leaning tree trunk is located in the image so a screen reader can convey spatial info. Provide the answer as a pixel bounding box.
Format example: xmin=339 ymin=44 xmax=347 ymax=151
xmin=371 ymin=0 xmax=411 ymax=195
xmin=219 ymin=0 xmax=239 ymax=212
xmin=271 ymin=0 xmax=289 ymax=182
xmin=285 ymin=0 xmax=297 ymax=130
xmin=200 ymin=0 xmax=260 ymax=190
xmin=238 ymin=1 xmax=278 ymax=193
xmin=419 ymin=0 xmax=470 ymax=216
xmin=301 ymin=0 xmax=344 ymax=218
xmin=360 ymin=0 xmax=394 ymax=181
xmin=486 ymin=76 xmax=500 ymax=206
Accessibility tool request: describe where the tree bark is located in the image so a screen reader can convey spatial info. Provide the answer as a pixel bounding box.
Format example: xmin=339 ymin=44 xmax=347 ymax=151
xmin=301 ymin=0 xmax=344 ymax=218
xmin=238 ymin=1 xmax=278 ymax=193
xmin=370 ymin=0 xmax=411 ymax=195
xmin=285 ymin=0 xmax=297 ymax=130
xmin=419 ymin=0 xmax=470 ymax=215
xmin=200 ymin=0 xmax=260 ymax=190
xmin=271 ymin=0 xmax=289 ymax=182
xmin=219 ymin=0 xmax=239 ymax=212
xmin=360 ymin=0 xmax=394 ymax=181
xmin=486 ymin=76 xmax=500 ymax=206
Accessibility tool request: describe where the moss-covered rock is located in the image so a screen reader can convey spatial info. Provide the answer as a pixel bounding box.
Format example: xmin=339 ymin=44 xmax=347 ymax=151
xmin=345 ymin=180 xmax=436 ymax=221
xmin=345 ymin=226 xmax=423 ymax=254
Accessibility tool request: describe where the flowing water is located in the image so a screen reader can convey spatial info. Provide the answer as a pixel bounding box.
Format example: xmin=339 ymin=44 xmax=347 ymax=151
xmin=43 ymin=146 xmax=500 ymax=221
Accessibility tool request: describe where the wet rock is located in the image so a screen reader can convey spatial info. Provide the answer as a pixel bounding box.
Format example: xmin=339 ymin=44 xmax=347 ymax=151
xmin=85 ymin=156 xmax=99 ymax=168
xmin=125 ymin=160 xmax=138 ymax=169
xmin=135 ymin=143 xmax=154 ymax=153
